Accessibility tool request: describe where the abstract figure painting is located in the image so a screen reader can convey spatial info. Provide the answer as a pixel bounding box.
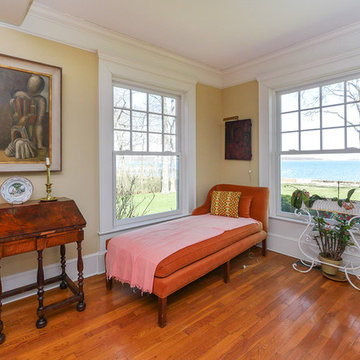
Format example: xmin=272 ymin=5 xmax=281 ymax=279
xmin=225 ymin=119 xmax=252 ymax=160
xmin=0 ymin=54 xmax=61 ymax=171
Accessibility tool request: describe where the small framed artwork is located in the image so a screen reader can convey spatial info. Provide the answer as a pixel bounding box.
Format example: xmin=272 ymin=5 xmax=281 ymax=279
xmin=0 ymin=53 xmax=62 ymax=171
xmin=225 ymin=119 xmax=252 ymax=160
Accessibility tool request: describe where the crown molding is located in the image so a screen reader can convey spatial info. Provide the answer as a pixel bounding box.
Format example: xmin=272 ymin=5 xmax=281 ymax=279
xmin=223 ymin=20 xmax=360 ymax=88
xmin=3 ymin=2 xmax=360 ymax=90
xmin=98 ymin=52 xmax=197 ymax=89
xmin=8 ymin=3 xmax=223 ymax=88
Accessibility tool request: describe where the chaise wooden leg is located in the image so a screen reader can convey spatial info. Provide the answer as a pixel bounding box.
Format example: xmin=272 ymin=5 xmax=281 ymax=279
xmin=262 ymin=238 xmax=267 ymax=257
xmin=106 ymin=276 xmax=113 ymax=290
xmin=158 ymin=297 xmax=167 ymax=328
xmin=223 ymin=261 xmax=230 ymax=283
xmin=104 ymin=253 xmax=113 ymax=290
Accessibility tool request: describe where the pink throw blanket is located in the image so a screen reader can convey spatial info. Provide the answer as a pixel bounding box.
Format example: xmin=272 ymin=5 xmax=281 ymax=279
xmin=106 ymin=214 xmax=258 ymax=293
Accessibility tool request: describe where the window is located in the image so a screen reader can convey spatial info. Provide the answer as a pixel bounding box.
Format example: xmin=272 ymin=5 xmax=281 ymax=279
xmin=278 ymin=76 xmax=360 ymax=214
xmin=113 ymin=84 xmax=181 ymax=224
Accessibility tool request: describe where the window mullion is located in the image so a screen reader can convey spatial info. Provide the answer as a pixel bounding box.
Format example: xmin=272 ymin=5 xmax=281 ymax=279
xmin=130 ymin=89 xmax=133 ymax=151
xmin=319 ymin=86 xmax=323 ymax=150
xmin=344 ymin=81 xmax=348 ymax=149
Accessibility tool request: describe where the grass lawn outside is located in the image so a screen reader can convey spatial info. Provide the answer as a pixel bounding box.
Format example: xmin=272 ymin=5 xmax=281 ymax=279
xmin=131 ymin=192 xmax=177 ymax=217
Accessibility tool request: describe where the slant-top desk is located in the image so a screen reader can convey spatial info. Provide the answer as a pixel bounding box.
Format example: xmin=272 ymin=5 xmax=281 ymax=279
xmin=0 ymin=198 xmax=86 ymax=344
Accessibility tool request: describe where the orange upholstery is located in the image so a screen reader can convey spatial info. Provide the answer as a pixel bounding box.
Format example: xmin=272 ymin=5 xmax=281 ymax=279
xmin=238 ymin=196 xmax=252 ymax=218
xmin=106 ymin=184 xmax=269 ymax=302
xmin=155 ymin=222 xmax=262 ymax=277
xmin=153 ymin=231 xmax=267 ymax=298
xmin=192 ymin=184 xmax=269 ymax=232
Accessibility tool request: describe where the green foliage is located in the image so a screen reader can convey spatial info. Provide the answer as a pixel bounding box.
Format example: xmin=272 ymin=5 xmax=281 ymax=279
xmin=290 ymin=189 xmax=326 ymax=209
xmin=312 ymin=215 xmax=355 ymax=261
xmin=290 ymin=188 xmax=357 ymax=210
xmin=116 ymin=175 xmax=156 ymax=219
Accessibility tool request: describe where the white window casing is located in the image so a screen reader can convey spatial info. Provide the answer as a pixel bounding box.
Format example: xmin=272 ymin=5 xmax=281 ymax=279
xmin=98 ymin=55 xmax=196 ymax=251
xmin=258 ymin=53 xmax=360 ymax=222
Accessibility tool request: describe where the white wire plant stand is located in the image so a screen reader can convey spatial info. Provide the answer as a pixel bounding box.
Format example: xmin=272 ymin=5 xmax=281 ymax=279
xmin=292 ymin=200 xmax=360 ymax=290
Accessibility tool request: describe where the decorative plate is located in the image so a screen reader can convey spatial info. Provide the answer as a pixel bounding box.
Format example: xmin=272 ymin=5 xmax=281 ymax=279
xmin=0 ymin=177 xmax=33 ymax=204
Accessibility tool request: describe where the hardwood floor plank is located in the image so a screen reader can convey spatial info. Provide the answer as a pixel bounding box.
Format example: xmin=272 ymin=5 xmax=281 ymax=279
xmin=0 ymin=248 xmax=359 ymax=359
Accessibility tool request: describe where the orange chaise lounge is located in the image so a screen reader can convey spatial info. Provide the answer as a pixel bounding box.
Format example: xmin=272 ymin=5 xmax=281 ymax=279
xmin=105 ymin=184 xmax=269 ymax=327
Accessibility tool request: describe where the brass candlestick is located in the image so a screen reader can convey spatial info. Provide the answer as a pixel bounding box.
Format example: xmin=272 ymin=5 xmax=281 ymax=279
xmin=40 ymin=160 xmax=58 ymax=202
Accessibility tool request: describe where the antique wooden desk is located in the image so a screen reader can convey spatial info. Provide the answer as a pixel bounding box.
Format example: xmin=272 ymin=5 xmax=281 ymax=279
xmin=0 ymin=198 xmax=86 ymax=344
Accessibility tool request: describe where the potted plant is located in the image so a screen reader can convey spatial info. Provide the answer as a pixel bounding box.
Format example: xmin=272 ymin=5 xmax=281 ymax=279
xmin=312 ymin=215 xmax=355 ymax=276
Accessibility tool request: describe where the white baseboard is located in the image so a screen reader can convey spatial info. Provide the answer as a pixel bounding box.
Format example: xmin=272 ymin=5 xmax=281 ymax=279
xmin=266 ymin=232 xmax=360 ymax=276
xmin=2 ymin=251 xmax=106 ymax=304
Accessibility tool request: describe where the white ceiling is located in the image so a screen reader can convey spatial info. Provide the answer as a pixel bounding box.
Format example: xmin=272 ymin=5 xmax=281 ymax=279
xmin=31 ymin=0 xmax=360 ymax=70
xmin=0 ymin=0 xmax=32 ymax=26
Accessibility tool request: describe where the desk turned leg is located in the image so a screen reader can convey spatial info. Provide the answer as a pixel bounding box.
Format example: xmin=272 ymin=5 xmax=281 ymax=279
xmin=76 ymin=240 xmax=86 ymax=312
xmin=36 ymin=250 xmax=47 ymax=329
xmin=0 ymin=262 xmax=5 ymax=344
xmin=59 ymin=245 xmax=67 ymax=290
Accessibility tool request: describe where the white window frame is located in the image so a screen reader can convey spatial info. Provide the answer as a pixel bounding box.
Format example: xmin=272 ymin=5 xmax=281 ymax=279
xmin=275 ymin=75 xmax=360 ymax=218
xmin=98 ymin=56 xmax=196 ymax=250
xmin=258 ymin=56 xmax=360 ymax=223
xmin=112 ymin=81 xmax=183 ymax=227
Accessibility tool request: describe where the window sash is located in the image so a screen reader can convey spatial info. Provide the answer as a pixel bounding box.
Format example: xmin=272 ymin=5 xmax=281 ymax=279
xmin=275 ymin=75 xmax=360 ymax=218
xmin=112 ymin=83 xmax=182 ymax=225
xmin=278 ymin=77 xmax=360 ymax=154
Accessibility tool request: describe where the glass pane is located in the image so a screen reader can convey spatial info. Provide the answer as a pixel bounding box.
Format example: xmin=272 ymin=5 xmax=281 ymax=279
xmin=322 ymin=82 xmax=344 ymax=106
xmin=114 ymin=130 xmax=130 ymax=151
xmin=164 ymin=116 xmax=176 ymax=134
xmin=300 ymin=109 xmax=320 ymax=130
xmin=347 ymin=103 xmax=360 ymax=126
xmin=149 ymin=94 xmax=162 ymax=113
xmin=132 ymin=132 xmax=147 ymax=151
xmin=132 ymin=111 xmax=147 ymax=131
xmin=149 ymin=114 xmax=162 ymax=133
xmin=281 ymin=112 xmax=298 ymax=132
xmin=322 ymin=105 xmax=344 ymax=128
xmin=301 ymin=130 xmax=320 ymax=150
xmin=282 ymin=132 xmax=298 ymax=151
xmin=280 ymin=153 xmax=360 ymax=214
xmin=281 ymin=92 xmax=298 ymax=113
xmin=132 ymin=90 xmax=147 ymax=111
xmin=323 ymin=128 xmax=344 ymax=150
xmin=115 ymin=155 xmax=179 ymax=220
xmin=346 ymin=79 xmax=360 ymax=102
xmin=347 ymin=126 xmax=360 ymax=149
xmin=149 ymin=133 xmax=162 ymax=152
xmin=164 ymin=135 xmax=176 ymax=152
xmin=113 ymin=87 xmax=130 ymax=108
xmin=300 ymin=87 xmax=320 ymax=109
xmin=164 ymin=97 xmax=176 ymax=115
xmin=114 ymin=109 xmax=130 ymax=130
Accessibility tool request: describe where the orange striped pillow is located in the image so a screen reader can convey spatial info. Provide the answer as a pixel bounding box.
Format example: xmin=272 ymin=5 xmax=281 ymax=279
xmin=210 ymin=190 xmax=241 ymax=218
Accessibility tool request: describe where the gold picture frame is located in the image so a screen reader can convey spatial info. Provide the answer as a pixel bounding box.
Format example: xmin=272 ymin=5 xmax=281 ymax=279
xmin=0 ymin=53 xmax=62 ymax=171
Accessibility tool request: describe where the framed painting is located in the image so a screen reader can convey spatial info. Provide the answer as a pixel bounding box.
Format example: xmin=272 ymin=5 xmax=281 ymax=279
xmin=225 ymin=119 xmax=252 ymax=160
xmin=0 ymin=53 xmax=62 ymax=171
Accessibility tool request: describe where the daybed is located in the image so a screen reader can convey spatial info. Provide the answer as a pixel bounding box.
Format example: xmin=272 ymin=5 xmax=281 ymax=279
xmin=105 ymin=184 xmax=269 ymax=327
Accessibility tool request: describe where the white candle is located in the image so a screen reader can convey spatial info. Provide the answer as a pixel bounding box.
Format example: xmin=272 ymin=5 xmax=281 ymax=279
xmin=46 ymin=157 xmax=50 ymax=166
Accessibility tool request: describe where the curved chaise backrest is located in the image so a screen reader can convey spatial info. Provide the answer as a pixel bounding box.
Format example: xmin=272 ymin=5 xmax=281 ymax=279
xmin=192 ymin=184 xmax=270 ymax=232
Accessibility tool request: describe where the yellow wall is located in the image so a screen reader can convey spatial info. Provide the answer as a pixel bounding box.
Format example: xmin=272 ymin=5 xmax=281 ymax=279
xmin=195 ymin=84 xmax=223 ymax=205
xmin=221 ymin=81 xmax=259 ymax=186
xmin=195 ymin=81 xmax=259 ymax=205
xmin=0 ymin=27 xmax=99 ymax=276
xmin=0 ymin=28 xmax=259 ymax=278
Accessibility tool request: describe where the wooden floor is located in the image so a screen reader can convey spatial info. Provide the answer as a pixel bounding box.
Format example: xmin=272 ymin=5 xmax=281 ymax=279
xmin=1 ymin=248 xmax=360 ymax=359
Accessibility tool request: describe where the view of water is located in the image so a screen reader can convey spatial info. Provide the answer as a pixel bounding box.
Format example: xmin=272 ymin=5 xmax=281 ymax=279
xmin=281 ymin=160 xmax=360 ymax=182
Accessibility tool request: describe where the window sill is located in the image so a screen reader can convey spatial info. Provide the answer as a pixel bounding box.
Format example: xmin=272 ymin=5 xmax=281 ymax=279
xmin=269 ymin=214 xmax=308 ymax=225
xmin=98 ymin=212 xmax=192 ymax=236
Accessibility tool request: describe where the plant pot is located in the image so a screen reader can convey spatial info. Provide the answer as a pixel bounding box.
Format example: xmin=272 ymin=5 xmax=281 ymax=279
xmin=318 ymin=254 xmax=342 ymax=276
